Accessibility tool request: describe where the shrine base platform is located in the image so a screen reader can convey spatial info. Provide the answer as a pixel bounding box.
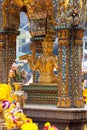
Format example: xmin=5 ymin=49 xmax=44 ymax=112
xmin=23 ymin=84 xmax=58 ymax=105
xmin=23 ymin=104 xmax=87 ymax=130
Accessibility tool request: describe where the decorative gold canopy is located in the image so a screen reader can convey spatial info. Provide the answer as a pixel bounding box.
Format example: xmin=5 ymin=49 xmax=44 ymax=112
xmin=1 ymin=0 xmax=54 ymax=33
xmin=24 ymin=0 xmax=52 ymax=19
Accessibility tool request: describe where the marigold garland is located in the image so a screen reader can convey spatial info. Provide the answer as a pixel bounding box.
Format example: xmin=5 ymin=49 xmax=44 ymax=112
xmin=0 ymin=84 xmax=59 ymax=130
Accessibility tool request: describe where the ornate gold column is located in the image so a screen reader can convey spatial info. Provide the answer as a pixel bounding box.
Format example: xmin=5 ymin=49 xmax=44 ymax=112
xmin=30 ymin=36 xmax=44 ymax=83
xmin=0 ymin=29 xmax=19 ymax=83
xmin=0 ymin=1 xmax=3 ymax=28
xmin=27 ymin=9 xmax=46 ymax=82
xmin=57 ymin=28 xmax=84 ymax=108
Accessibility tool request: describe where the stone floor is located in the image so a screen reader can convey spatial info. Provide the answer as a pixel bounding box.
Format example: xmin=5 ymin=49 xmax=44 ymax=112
xmin=0 ymin=104 xmax=87 ymax=130
xmin=24 ymin=104 xmax=87 ymax=111
xmin=23 ymin=104 xmax=87 ymax=130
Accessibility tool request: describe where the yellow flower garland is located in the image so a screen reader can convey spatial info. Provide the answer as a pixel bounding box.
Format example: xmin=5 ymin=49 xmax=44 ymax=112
xmin=0 ymin=84 xmax=58 ymax=130
xmin=21 ymin=123 xmax=38 ymax=130
xmin=0 ymin=84 xmax=12 ymax=101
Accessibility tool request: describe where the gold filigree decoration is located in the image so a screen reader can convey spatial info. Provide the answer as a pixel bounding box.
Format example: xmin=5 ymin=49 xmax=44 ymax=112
xmin=2 ymin=0 xmax=22 ymax=30
xmin=1 ymin=0 xmax=54 ymax=32
xmin=25 ymin=0 xmax=52 ymax=19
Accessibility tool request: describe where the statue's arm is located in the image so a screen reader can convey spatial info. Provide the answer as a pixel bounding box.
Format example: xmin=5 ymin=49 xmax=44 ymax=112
xmin=33 ymin=58 xmax=40 ymax=71
xmin=19 ymin=54 xmax=30 ymax=60
xmin=19 ymin=54 xmax=35 ymax=70
xmin=19 ymin=54 xmax=41 ymax=72
xmin=28 ymin=58 xmax=40 ymax=72
xmin=54 ymin=56 xmax=58 ymax=70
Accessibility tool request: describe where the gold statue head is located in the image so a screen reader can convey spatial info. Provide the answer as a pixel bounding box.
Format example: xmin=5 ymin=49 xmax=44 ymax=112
xmin=42 ymin=34 xmax=54 ymax=49
xmin=42 ymin=34 xmax=54 ymax=54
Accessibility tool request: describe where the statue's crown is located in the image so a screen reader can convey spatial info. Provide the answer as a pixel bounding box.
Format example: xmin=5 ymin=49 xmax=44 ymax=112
xmin=42 ymin=34 xmax=54 ymax=48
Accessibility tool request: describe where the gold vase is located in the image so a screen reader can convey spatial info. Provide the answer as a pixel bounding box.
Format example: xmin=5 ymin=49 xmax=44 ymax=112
xmin=13 ymin=82 xmax=23 ymax=91
xmin=13 ymin=82 xmax=25 ymax=108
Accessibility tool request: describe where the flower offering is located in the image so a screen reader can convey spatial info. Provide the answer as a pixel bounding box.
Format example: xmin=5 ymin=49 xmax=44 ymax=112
xmin=9 ymin=62 xmax=27 ymax=83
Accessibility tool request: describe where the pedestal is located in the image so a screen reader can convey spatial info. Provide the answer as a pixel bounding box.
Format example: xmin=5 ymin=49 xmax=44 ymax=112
xmin=23 ymin=83 xmax=58 ymax=105
xmin=23 ymin=104 xmax=87 ymax=130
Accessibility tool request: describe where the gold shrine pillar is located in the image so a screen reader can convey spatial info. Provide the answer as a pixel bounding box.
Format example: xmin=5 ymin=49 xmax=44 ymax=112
xmin=0 ymin=29 xmax=19 ymax=83
xmin=30 ymin=36 xmax=44 ymax=83
xmin=28 ymin=16 xmax=46 ymax=83
xmin=57 ymin=28 xmax=84 ymax=108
